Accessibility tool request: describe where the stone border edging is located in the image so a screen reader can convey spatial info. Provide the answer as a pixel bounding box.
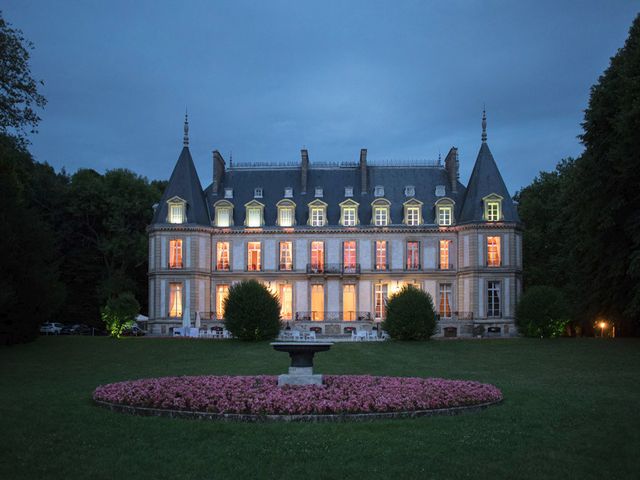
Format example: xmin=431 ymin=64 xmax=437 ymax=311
xmin=93 ymin=398 xmax=502 ymax=423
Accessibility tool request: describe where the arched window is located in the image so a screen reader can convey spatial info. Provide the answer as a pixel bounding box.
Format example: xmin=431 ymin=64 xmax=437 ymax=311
xmin=371 ymin=198 xmax=391 ymax=226
xmin=435 ymin=197 xmax=455 ymax=226
xmin=213 ymin=200 xmax=234 ymax=227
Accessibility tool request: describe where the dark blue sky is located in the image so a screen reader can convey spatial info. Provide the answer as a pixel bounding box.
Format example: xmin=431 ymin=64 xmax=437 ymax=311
xmin=4 ymin=1 xmax=638 ymax=193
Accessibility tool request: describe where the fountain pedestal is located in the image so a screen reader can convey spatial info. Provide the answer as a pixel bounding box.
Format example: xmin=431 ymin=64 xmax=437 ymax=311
xmin=270 ymin=342 xmax=333 ymax=386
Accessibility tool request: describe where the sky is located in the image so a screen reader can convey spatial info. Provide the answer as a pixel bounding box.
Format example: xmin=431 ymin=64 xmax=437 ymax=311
xmin=3 ymin=1 xmax=638 ymax=193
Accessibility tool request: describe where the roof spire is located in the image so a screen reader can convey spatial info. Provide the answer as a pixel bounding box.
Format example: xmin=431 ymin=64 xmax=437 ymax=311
xmin=481 ymin=106 xmax=487 ymax=143
xmin=183 ymin=109 xmax=189 ymax=147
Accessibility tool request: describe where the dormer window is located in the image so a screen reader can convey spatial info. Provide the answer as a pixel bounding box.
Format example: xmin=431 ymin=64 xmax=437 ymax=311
xmin=277 ymin=199 xmax=296 ymax=227
xmin=244 ymin=200 xmax=265 ymax=227
xmin=339 ymin=199 xmax=359 ymax=226
xmin=308 ymin=199 xmax=327 ymax=227
xmin=284 ymin=187 xmax=293 ymax=198
xmin=315 ymin=187 xmax=323 ymax=198
xmin=345 ymin=186 xmax=353 ymax=197
xmin=483 ymin=194 xmax=503 ymax=222
xmin=166 ymin=196 xmax=186 ymax=224
xmin=435 ymin=198 xmax=455 ymax=226
xmin=254 ymin=188 xmax=263 ymax=198
xmin=374 ymin=186 xmax=384 ymax=197
xmin=403 ymin=199 xmax=423 ymax=226
xmin=214 ymin=200 xmax=234 ymax=227
xmin=224 ymin=188 xmax=233 ymax=199
xmin=371 ymin=198 xmax=391 ymax=226
xmin=404 ymin=186 xmax=415 ymax=197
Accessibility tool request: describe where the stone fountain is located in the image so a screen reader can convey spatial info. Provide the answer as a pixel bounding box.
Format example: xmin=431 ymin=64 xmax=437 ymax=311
xmin=270 ymin=341 xmax=333 ymax=386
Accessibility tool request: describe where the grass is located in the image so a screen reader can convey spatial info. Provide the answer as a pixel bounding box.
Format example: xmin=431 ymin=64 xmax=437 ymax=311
xmin=1 ymin=337 xmax=639 ymax=480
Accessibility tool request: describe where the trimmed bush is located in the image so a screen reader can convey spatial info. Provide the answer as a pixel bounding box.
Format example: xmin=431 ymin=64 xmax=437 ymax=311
xmin=382 ymin=285 xmax=436 ymax=340
xmin=516 ymin=285 xmax=569 ymax=338
xmin=223 ymin=280 xmax=281 ymax=341
xmin=101 ymin=292 xmax=140 ymax=338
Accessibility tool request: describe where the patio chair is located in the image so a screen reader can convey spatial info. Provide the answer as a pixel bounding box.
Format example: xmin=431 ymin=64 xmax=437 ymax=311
xmin=307 ymin=331 xmax=317 ymax=341
xmin=368 ymin=331 xmax=378 ymax=341
xmin=357 ymin=330 xmax=368 ymax=341
xmin=291 ymin=330 xmax=302 ymax=341
xmin=351 ymin=330 xmax=358 ymax=341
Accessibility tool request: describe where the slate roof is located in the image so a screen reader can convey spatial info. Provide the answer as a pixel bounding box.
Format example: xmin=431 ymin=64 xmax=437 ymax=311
xmin=202 ymin=165 xmax=466 ymax=226
xmin=459 ymin=142 xmax=519 ymax=223
xmin=152 ymin=147 xmax=210 ymax=225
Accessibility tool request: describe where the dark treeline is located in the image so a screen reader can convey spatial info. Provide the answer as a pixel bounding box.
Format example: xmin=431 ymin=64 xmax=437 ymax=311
xmin=516 ymin=15 xmax=640 ymax=336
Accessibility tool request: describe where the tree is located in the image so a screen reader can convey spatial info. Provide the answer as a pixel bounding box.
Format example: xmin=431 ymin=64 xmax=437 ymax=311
xmin=223 ymin=280 xmax=281 ymax=341
xmin=101 ymin=292 xmax=140 ymax=338
xmin=381 ymin=285 xmax=436 ymax=340
xmin=516 ymin=286 xmax=570 ymax=338
xmin=0 ymin=11 xmax=47 ymax=142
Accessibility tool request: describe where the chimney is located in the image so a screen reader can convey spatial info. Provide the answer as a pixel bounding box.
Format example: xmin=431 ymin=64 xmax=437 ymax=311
xmin=359 ymin=148 xmax=368 ymax=194
xmin=444 ymin=147 xmax=459 ymax=193
xmin=212 ymin=150 xmax=226 ymax=195
xmin=300 ymin=149 xmax=309 ymax=194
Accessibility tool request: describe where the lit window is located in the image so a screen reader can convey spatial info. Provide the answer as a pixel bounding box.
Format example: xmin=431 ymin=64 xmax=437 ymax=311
xmin=343 ymin=207 xmax=356 ymax=226
xmin=169 ymin=239 xmax=183 ymax=269
xmin=487 ymin=236 xmax=501 ymax=267
xmin=169 ymin=283 xmax=183 ymax=317
xmin=315 ymin=187 xmax=323 ymax=198
xmin=310 ymin=241 xmax=324 ymax=272
xmin=345 ymin=186 xmax=353 ymax=197
xmin=439 ymin=240 xmax=450 ymax=269
xmin=216 ymin=284 xmax=229 ymax=319
xmin=343 ymin=241 xmax=357 ymax=273
xmin=439 ymin=283 xmax=452 ymax=318
xmin=374 ymin=283 xmax=388 ymax=320
xmin=375 ymin=241 xmax=387 ymax=270
xmin=169 ymin=203 xmax=185 ymax=224
xmin=278 ymin=284 xmax=293 ymax=320
xmin=404 ymin=186 xmax=415 ymax=197
xmin=216 ymin=242 xmax=230 ymax=271
xmin=438 ymin=206 xmax=452 ymax=226
xmin=279 ymin=241 xmax=293 ymax=271
xmin=284 ymin=187 xmax=293 ymax=198
xmin=224 ymin=188 xmax=233 ymax=199
xmin=486 ymin=201 xmax=500 ymax=221
xmin=215 ymin=201 xmax=233 ymax=227
xmin=406 ymin=207 xmax=420 ymax=226
xmin=246 ymin=207 xmax=262 ymax=227
xmin=374 ymin=186 xmax=384 ymax=197
xmin=279 ymin=207 xmax=294 ymax=227
xmin=406 ymin=241 xmax=420 ymax=270
xmin=487 ymin=281 xmax=501 ymax=317
xmin=310 ymin=207 xmax=325 ymax=227
xmin=343 ymin=284 xmax=356 ymax=321
xmin=311 ymin=284 xmax=324 ymax=321
xmin=247 ymin=242 xmax=261 ymax=271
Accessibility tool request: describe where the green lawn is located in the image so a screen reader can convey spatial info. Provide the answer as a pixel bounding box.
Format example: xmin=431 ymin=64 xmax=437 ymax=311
xmin=1 ymin=337 xmax=639 ymax=479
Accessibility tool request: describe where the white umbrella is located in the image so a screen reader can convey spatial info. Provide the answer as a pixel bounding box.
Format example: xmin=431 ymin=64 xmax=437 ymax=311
xmin=195 ymin=311 xmax=201 ymax=329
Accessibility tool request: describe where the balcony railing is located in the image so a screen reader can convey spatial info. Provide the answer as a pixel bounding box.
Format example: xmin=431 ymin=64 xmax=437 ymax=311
xmin=306 ymin=263 xmax=361 ymax=275
xmin=279 ymin=263 xmax=293 ymax=271
xmin=404 ymin=263 xmax=421 ymax=271
xmin=216 ymin=263 xmax=230 ymax=271
xmin=374 ymin=263 xmax=389 ymax=271
xmin=168 ymin=263 xmax=183 ymax=269
xmin=295 ymin=311 xmax=373 ymax=322
xmin=246 ymin=264 xmax=262 ymax=272
xmin=438 ymin=263 xmax=453 ymax=270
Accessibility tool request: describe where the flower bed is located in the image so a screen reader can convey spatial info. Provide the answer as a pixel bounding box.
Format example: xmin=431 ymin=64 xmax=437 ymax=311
xmin=93 ymin=375 xmax=502 ymax=419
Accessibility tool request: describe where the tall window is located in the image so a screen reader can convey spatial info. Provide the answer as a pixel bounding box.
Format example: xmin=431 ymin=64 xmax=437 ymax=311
xmin=311 ymin=284 xmax=324 ymax=321
xmin=169 ymin=204 xmax=185 ymax=224
xmin=343 ymin=284 xmax=356 ymax=321
xmin=374 ymin=283 xmax=388 ymax=320
xmin=247 ymin=242 xmax=261 ymax=271
xmin=374 ymin=207 xmax=388 ymax=226
xmin=169 ymin=283 xmax=183 ymax=317
xmin=216 ymin=242 xmax=230 ymax=271
xmin=343 ymin=207 xmax=356 ymax=226
xmin=406 ymin=207 xmax=420 ymax=226
xmin=487 ymin=281 xmax=501 ymax=317
xmin=439 ymin=283 xmax=452 ymax=319
xmin=439 ymin=240 xmax=450 ymax=269
xmin=216 ymin=207 xmax=232 ymax=227
xmin=487 ymin=236 xmax=501 ymax=267
xmin=406 ymin=241 xmax=420 ymax=270
xmin=311 ymin=207 xmax=325 ymax=227
xmin=278 ymin=284 xmax=293 ymax=320
xmin=246 ymin=207 xmax=261 ymax=227
xmin=169 ymin=239 xmax=183 ymax=269
xmin=438 ymin=206 xmax=452 ymax=226
xmin=310 ymin=241 xmax=324 ymax=272
xmin=486 ymin=201 xmax=500 ymax=221
xmin=216 ymin=284 xmax=229 ymax=319
xmin=375 ymin=241 xmax=387 ymax=270
xmin=343 ymin=241 xmax=357 ymax=273
xmin=279 ymin=241 xmax=293 ymax=271
xmin=279 ymin=207 xmax=294 ymax=227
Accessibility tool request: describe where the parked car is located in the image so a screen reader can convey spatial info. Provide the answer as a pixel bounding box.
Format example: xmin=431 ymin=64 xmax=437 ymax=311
xmin=122 ymin=325 xmax=146 ymax=337
xmin=40 ymin=323 xmax=65 ymax=335
xmin=60 ymin=324 xmax=76 ymax=335
xmin=60 ymin=324 xmax=94 ymax=335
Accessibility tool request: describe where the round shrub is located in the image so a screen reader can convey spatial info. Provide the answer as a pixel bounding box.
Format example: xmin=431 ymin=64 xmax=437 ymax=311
xmin=382 ymin=285 xmax=436 ymax=340
xmin=516 ymin=285 xmax=570 ymax=338
xmin=223 ymin=280 xmax=281 ymax=341
xmin=101 ymin=292 xmax=140 ymax=338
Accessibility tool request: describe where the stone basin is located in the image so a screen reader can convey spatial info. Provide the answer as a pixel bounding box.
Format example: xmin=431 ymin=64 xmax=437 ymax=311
xmin=270 ymin=342 xmax=333 ymax=386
